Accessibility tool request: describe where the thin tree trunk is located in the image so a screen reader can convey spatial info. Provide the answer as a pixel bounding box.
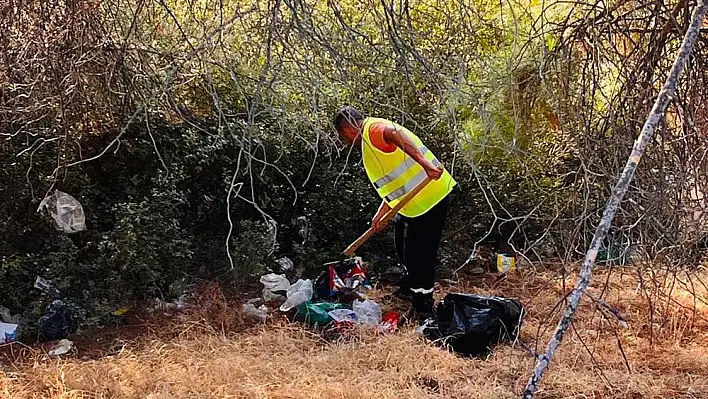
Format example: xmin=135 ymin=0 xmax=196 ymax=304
xmin=522 ymin=2 xmax=708 ymax=397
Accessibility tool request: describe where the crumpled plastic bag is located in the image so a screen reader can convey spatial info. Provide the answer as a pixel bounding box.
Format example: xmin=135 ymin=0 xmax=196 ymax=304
xmin=422 ymin=293 xmax=524 ymax=357
xmin=328 ymin=308 xmax=358 ymax=323
xmin=48 ymin=339 xmax=73 ymax=356
xmin=38 ymin=190 xmax=86 ymax=233
xmin=279 ymin=279 xmax=313 ymax=311
xmin=260 ymin=273 xmax=290 ymax=301
xmin=352 ymin=299 xmax=381 ymax=326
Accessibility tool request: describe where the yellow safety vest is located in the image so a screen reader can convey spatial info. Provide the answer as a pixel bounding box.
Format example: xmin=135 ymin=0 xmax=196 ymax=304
xmin=361 ymin=117 xmax=456 ymax=218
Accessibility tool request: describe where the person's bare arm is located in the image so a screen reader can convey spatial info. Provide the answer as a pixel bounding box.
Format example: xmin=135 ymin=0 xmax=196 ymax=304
xmin=382 ymin=124 xmax=443 ymax=179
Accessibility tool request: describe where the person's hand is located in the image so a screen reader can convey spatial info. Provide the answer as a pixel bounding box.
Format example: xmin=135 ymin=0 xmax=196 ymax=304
xmin=425 ymin=163 xmax=444 ymax=180
xmin=371 ymin=200 xmax=391 ymax=232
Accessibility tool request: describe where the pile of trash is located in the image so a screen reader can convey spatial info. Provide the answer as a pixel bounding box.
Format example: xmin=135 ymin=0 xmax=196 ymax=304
xmin=245 ymin=257 xmax=525 ymax=356
xmin=1 ymin=276 xmax=77 ymax=357
xmin=244 ymin=257 xmax=399 ymax=334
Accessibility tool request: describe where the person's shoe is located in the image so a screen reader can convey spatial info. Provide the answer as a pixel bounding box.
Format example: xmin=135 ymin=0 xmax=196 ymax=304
xmin=406 ymin=292 xmax=435 ymax=323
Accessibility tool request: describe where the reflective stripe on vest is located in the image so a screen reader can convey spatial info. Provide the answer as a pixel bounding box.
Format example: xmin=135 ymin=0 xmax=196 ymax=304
xmin=384 ymin=158 xmax=441 ymax=202
xmin=373 ymin=146 xmax=430 ymax=189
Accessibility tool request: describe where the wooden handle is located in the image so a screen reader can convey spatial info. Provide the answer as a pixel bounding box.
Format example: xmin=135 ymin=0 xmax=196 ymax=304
xmin=343 ymin=176 xmax=433 ymax=256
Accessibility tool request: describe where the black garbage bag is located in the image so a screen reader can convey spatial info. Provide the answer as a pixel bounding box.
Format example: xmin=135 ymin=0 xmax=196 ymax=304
xmin=422 ymin=293 xmax=524 ymax=357
xmin=38 ymin=300 xmax=74 ymax=341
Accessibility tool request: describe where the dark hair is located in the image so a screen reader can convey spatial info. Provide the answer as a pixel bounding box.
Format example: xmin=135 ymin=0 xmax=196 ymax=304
xmin=334 ymin=106 xmax=364 ymax=131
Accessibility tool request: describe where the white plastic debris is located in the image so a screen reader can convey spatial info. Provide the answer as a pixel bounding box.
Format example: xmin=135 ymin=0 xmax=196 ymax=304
xmin=38 ymin=190 xmax=86 ymax=233
xmin=48 ymin=339 xmax=73 ymax=356
xmin=414 ymin=318 xmax=435 ymax=336
xmin=352 ymin=299 xmax=382 ymax=326
xmin=328 ymin=308 xmax=358 ymax=323
xmin=34 ymin=276 xmax=60 ymax=297
xmin=153 ymin=294 xmax=190 ymax=311
xmin=279 ymin=279 xmax=313 ymax=312
xmin=242 ymin=303 xmax=268 ymax=323
xmin=0 ymin=322 xmax=18 ymax=344
xmin=260 ymin=273 xmax=290 ymax=301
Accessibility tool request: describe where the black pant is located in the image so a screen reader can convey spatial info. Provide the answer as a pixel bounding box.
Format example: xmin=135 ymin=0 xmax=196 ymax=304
xmin=394 ymin=195 xmax=450 ymax=294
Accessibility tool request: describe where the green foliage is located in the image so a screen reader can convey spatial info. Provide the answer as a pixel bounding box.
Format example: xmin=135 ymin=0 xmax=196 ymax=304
xmin=8 ymin=0 xmax=700 ymax=337
xmin=228 ymin=220 xmax=278 ymax=279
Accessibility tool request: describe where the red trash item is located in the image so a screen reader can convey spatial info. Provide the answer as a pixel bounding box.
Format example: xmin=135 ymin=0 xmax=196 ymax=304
xmin=378 ymin=312 xmax=400 ymax=333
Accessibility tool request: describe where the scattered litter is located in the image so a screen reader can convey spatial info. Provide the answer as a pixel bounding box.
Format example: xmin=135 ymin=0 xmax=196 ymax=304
xmin=279 ymin=279 xmax=313 ymax=312
xmin=38 ymin=190 xmax=86 ymax=233
xmin=38 ymin=300 xmax=73 ymax=341
xmin=267 ymin=261 xmax=398 ymax=336
xmin=0 ymin=306 xmax=19 ymax=324
xmin=496 ymin=253 xmax=516 ymax=274
xmin=276 ymin=257 xmax=294 ymax=272
xmin=314 ymin=257 xmax=370 ymax=301
xmin=153 ymin=295 xmax=190 ymax=312
xmin=328 ymin=308 xmax=358 ymax=323
xmin=415 ymin=319 xmax=434 ymax=336
xmin=422 ymin=293 xmax=524 ymax=357
xmin=242 ymin=303 xmax=268 ymax=323
xmin=112 ymin=307 xmax=130 ymax=317
xmin=295 ymin=301 xmax=343 ymax=327
xmin=48 ymin=339 xmax=73 ymax=356
xmin=260 ymin=273 xmax=290 ymax=301
xmin=352 ymin=299 xmax=381 ymax=326
xmin=0 ymin=322 xmax=18 ymax=344
xmin=378 ymin=312 xmax=400 ymax=333
xmin=34 ymin=276 xmax=60 ymax=298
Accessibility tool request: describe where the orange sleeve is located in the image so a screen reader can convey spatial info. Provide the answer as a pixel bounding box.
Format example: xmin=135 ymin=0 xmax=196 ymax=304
xmin=368 ymin=122 xmax=397 ymax=153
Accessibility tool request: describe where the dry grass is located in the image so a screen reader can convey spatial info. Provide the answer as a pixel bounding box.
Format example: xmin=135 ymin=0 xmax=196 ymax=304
xmin=2 ymin=266 xmax=708 ymax=399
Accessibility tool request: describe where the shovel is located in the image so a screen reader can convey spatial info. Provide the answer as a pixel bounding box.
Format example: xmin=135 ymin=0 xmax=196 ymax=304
xmin=343 ymin=176 xmax=432 ymax=257
xmin=314 ymin=176 xmax=432 ymax=302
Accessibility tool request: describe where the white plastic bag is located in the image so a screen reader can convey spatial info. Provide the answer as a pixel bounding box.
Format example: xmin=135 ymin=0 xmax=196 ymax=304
xmin=48 ymin=339 xmax=73 ymax=356
xmin=260 ymin=273 xmax=290 ymax=301
xmin=0 ymin=322 xmax=18 ymax=344
xmin=353 ymin=299 xmax=382 ymax=326
xmin=328 ymin=308 xmax=358 ymax=323
xmin=38 ymin=190 xmax=86 ymax=233
xmin=279 ymin=279 xmax=313 ymax=311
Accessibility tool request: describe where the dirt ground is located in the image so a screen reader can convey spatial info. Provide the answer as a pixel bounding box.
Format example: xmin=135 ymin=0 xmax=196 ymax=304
xmin=2 ymin=265 xmax=708 ymax=398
